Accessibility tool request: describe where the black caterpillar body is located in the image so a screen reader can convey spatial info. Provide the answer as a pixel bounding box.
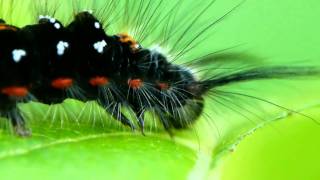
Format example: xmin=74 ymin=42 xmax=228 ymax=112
xmin=0 ymin=11 xmax=318 ymax=136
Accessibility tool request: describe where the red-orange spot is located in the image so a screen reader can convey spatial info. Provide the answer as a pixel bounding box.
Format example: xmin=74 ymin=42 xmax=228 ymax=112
xmin=158 ymin=82 xmax=169 ymax=90
xmin=0 ymin=24 xmax=17 ymax=31
xmin=1 ymin=86 xmax=28 ymax=97
xmin=118 ymin=33 xmax=140 ymax=51
xmin=89 ymin=76 xmax=109 ymax=86
xmin=51 ymin=78 xmax=73 ymax=90
xmin=128 ymin=78 xmax=143 ymax=89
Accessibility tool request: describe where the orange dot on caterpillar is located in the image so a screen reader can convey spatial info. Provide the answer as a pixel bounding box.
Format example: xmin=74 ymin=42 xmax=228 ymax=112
xmin=1 ymin=86 xmax=28 ymax=97
xmin=118 ymin=33 xmax=140 ymax=51
xmin=51 ymin=78 xmax=73 ymax=90
xmin=157 ymin=82 xmax=169 ymax=90
xmin=0 ymin=24 xmax=17 ymax=31
xmin=128 ymin=78 xmax=143 ymax=89
xmin=89 ymin=76 xmax=109 ymax=86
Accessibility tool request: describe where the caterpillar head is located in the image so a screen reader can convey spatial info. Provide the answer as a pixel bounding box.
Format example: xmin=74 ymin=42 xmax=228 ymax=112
xmin=128 ymin=49 xmax=169 ymax=80
xmin=154 ymin=64 xmax=205 ymax=129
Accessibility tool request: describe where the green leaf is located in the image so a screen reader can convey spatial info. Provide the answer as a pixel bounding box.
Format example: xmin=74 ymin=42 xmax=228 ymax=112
xmin=0 ymin=100 xmax=213 ymax=180
xmin=217 ymin=105 xmax=320 ymax=180
xmin=0 ymin=133 xmax=197 ymax=180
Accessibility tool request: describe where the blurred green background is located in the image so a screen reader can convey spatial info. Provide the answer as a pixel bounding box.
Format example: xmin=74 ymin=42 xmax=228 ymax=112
xmin=216 ymin=1 xmax=320 ymax=179
xmin=0 ymin=0 xmax=320 ymax=179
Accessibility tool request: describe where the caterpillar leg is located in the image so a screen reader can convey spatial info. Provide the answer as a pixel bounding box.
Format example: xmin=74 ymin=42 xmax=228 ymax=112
xmin=158 ymin=98 xmax=204 ymax=130
xmin=117 ymin=113 xmax=135 ymax=131
xmin=8 ymin=108 xmax=31 ymax=137
xmin=171 ymin=98 xmax=205 ymax=129
xmin=106 ymin=105 xmax=136 ymax=131
xmin=132 ymin=107 xmax=145 ymax=135
xmin=154 ymin=107 xmax=174 ymax=136
xmin=95 ymin=88 xmax=137 ymax=131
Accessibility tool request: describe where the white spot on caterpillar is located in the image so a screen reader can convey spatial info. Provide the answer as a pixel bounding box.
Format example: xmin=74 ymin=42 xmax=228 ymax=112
xmin=94 ymin=22 xmax=100 ymax=29
xmin=39 ymin=15 xmax=56 ymax=23
xmin=39 ymin=15 xmax=49 ymax=20
xmin=93 ymin=40 xmax=107 ymax=54
xmin=12 ymin=49 xmax=27 ymax=63
xmin=49 ymin=18 xmax=56 ymax=23
xmin=54 ymin=23 xmax=61 ymax=29
xmin=83 ymin=9 xmax=93 ymax=14
xmin=57 ymin=41 xmax=69 ymax=56
xmin=39 ymin=15 xmax=60 ymax=29
xmin=133 ymin=44 xmax=140 ymax=49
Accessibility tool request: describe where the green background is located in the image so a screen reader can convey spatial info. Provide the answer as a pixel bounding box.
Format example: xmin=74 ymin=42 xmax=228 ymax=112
xmin=0 ymin=0 xmax=320 ymax=179
xmin=217 ymin=1 xmax=320 ymax=179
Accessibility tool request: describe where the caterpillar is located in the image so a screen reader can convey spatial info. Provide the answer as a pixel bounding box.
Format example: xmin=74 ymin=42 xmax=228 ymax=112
xmin=0 ymin=0 xmax=319 ymax=137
